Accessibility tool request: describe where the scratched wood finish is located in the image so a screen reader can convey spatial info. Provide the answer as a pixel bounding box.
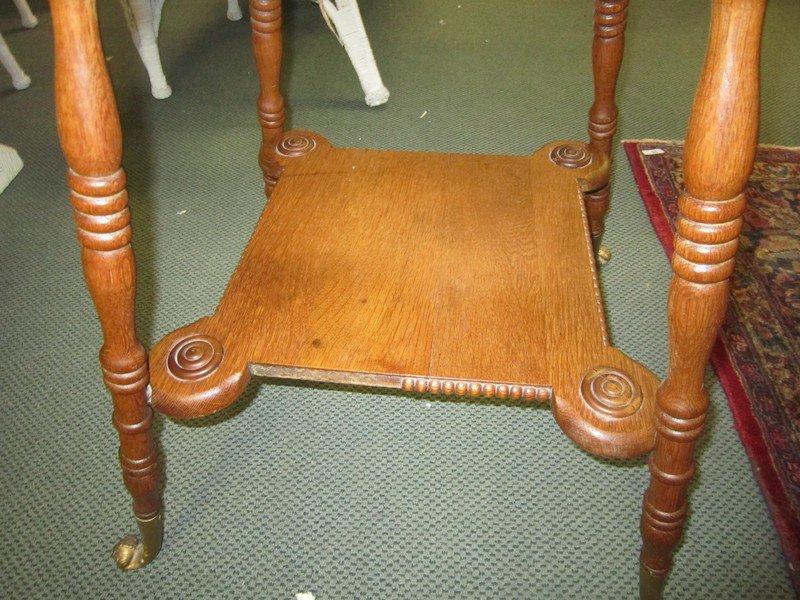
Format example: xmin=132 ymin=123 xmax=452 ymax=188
xmin=250 ymin=0 xmax=285 ymax=195
xmin=50 ymin=0 xmax=162 ymax=567
xmin=585 ymin=0 xmax=628 ymax=241
xmin=149 ymin=135 xmax=659 ymax=460
xmin=639 ymin=1 xmax=767 ymax=598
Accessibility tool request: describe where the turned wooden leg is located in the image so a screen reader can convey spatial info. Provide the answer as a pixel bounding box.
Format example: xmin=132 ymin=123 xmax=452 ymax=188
xmin=640 ymin=1 xmax=766 ymax=597
xmin=250 ymin=0 xmax=285 ymax=195
xmin=586 ymin=0 xmax=628 ymax=251
xmin=51 ymin=0 xmax=163 ymax=570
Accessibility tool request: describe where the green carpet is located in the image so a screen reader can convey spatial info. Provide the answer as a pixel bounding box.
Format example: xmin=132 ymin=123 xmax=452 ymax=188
xmin=1 ymin=1 xmax=798 ymax=597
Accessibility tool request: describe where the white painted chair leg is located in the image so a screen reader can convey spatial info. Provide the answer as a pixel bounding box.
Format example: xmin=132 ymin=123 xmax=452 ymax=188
xmin=12 ymin=0 xmax=38 ymax=29
xmin=151 ymin=0 xmax=165 ymax=36
xmin=0 ymin=144 xmax=24 ymax=195
xmin=226 ymin=0 xmax=243 ymax=21
xmin=120 ymin=0 xmax=172 ymax=99
xmin=318 ymin=0 xmax=389 ymax=107
xmin=0 ymin=32 xmax=30 ymax=90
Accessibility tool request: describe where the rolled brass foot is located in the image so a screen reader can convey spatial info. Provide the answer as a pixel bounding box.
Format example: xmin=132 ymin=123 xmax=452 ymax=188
xmin=112 ymin=512 xmax=163 ymax=571
xmin=639 ymin=562 xmax=667 ymax=600
xmin=597 ymin=244 xmax=612 ymax=265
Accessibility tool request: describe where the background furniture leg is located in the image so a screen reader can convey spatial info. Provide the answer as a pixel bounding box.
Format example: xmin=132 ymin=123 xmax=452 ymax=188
xmin=0 ymin=32 xmax=30 ymax=90
xmin=318 ymin=0 xmax=389 ymax=107
xmin=0 ymin=144 xmax=24 ymax=194
xmin=120 ymin=0 xmax=172 ymax=99
xmin=13 ymin=0 xmax=38 ymax=28
xmin=227 ymin=0 xmax=243 ymax=21
xmin=639 ymin=1 xmax=766 ymax=597
xmin=50 ymin=0 xmax=163 ymax=570
xmin=250 ymin=0 xmax=285 ymax=195
xmin=586 ymin=0 xmax=628 ymax=253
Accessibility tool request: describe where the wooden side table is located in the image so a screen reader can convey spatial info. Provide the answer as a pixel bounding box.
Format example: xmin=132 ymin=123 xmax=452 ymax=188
xmin=48 ymin=0 xmax=767 ymax=597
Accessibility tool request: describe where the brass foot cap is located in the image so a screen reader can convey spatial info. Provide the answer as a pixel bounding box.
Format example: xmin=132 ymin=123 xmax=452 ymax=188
xmin=597 ymin=244 xmax=612 ymax=264
xmin=113 ymin=535 xmax=145 ymax=571
xmin=111 ymin=512 xmax=164 ymax=571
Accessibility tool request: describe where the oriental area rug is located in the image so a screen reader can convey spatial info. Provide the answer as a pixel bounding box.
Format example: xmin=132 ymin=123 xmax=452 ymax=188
xmin=624 ymin=140 xmax=800 ymax=591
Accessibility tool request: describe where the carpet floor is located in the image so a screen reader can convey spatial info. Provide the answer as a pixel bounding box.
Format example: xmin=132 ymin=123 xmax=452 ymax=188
xmin=1 ymin=1 xmax=798 ymax=598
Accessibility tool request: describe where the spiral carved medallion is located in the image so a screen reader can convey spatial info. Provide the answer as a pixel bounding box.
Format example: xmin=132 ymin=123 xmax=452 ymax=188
xmin=550 ymin=144 xmax=592 ymax=169
xmin=580 ymin=367 xmax=642 ymax=418
xmin=167 ymin=335 xmax=223 ymax=381
xmin=276 ymin=134 xmax=317 ymax=158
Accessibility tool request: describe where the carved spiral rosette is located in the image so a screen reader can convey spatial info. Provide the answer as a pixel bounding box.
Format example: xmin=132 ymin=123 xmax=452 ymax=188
xmin=167 ymin=335 xmax=223 ymax=381
xmin=550 ymin=144 xmax=592 ymax=169
xmin=580 ymin=367 xmax=642 ymax=418
xmin=276 ymin=134 xmax=317 ymax=158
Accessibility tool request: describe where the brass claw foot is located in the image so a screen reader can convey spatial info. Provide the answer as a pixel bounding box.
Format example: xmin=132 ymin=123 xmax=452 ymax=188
xmin=597 ymin=244 xmax=612 ymax=265
xmin=112 ymin=512 xmax=163 ymax=571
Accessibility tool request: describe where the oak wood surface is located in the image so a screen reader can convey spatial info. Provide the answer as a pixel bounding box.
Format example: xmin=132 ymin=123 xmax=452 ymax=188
xmin=149 ymin=134 xmax=658 ymax=459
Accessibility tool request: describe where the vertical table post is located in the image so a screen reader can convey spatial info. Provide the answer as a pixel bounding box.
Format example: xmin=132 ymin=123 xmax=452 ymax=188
xmin=251 ymin=0 xmax=286 ymax=195
xmin=586 ymin=0 xmax=629 ymax=247
xmin=51 ymin=0 xmax=163 ymax=570
xmin=639 ymin=1 xmax=766 ymax=597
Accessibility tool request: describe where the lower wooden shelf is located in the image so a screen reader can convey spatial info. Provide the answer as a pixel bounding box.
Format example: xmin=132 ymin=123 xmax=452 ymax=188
xmin=149 ymin=131 xmax=659 ymax=459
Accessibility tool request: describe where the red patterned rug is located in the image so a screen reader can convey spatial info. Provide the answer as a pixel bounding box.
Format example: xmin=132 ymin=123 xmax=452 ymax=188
xmin=624 ymin=140 xmax=800 ymax=591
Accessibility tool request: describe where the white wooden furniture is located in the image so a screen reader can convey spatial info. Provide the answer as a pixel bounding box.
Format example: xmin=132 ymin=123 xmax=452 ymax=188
xmin=121 ymin=0 xmax=389 ymax=105
xmin=0 ymin=0 xmax=37 ymax=90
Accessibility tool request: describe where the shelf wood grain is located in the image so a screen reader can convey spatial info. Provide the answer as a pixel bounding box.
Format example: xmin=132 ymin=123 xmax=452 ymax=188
xmin=149 ymin=133 xmax=658 ymax=460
